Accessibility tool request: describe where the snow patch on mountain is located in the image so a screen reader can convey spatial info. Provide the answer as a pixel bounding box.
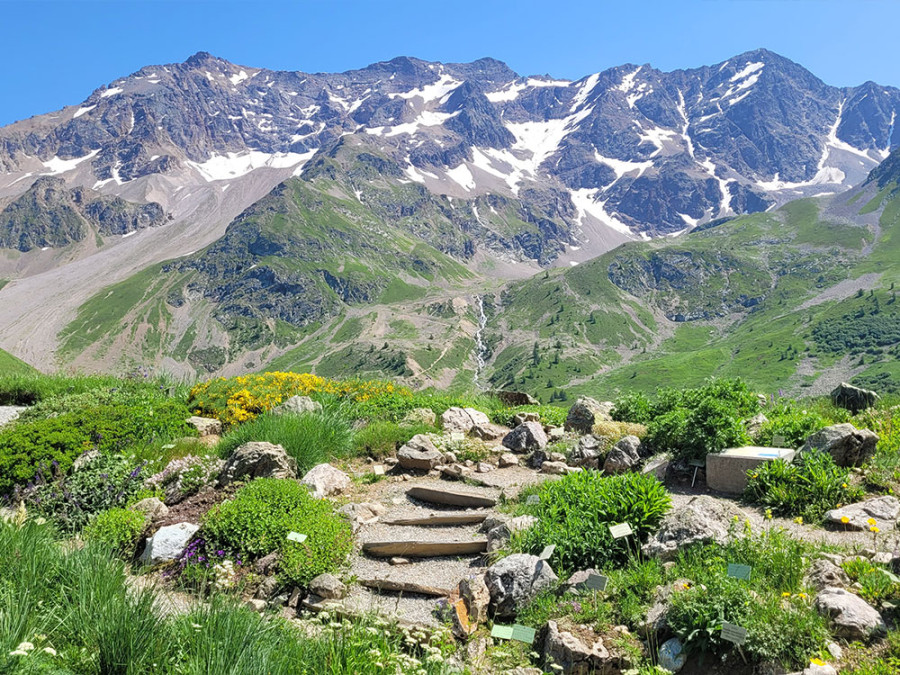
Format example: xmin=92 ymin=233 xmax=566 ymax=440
xmin=42 ymin=149 xmax=100 ymax=175
xmin=187 ymin=150 xmax=315 ymax=182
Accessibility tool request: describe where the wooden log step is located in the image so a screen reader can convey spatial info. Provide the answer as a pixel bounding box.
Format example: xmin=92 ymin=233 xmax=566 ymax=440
xmin=358 ymin=578 xmax=452 ymax=597
xmin=383 ymin=512 xmax=489 ymax=527
xmin=406 ymin=486 xmax=497 ymax=508
xmin=362 ymin=539 xmax=488 ymax=557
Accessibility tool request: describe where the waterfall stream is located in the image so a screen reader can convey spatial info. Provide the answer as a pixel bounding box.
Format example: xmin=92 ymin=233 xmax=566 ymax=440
xmin=473 ymin=295 xmax=488 ymax=390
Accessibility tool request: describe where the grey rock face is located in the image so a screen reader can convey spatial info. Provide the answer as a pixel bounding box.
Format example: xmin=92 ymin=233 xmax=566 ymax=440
xmin=129 ymin=497 xmax=168 ymax=524
xmin=397 ymin=434 xmax=444 ymax=470
xmin=643 ymin=495 xmax=742 ymax=560
xmin=804 ymin=559 xmax=851 ymax=591
xmin=218 ymin=441 xmax=298 ymax=485
xmin=300 ymin=463 xmax=351 ymax=498
xmin=186 ymin=416 xmax=223 ymax=437
xmin=140 ymin=522 xmax=199 ymax=565
xmin=831 ymin=382 xmax=878 ymax=413
xmin=815 ymin=587 xmax=886 ymax=639
xmin=273 ymin=395 xmax=322 ymax=416
xmin=501 ymin=421 xmax=548 ymax=453
xmin=603 ymin=435 xmax=642 ymax=474
xmin=485 ymin=554 xmax=558 ymax=618
xmin=565 ymin=397 xmax=612 ymax=434
xmin=825 ymin=496 xmax=900 ymax=531
xmin=541 ymin=620 xmax=612 ymax=675
xmin=801 ymin=424 xmax=879 ymax=467
xmin=309 ymin=573 xmax=347 ymax=600
xmin=441 ymin=407 xmax=492 ymax=434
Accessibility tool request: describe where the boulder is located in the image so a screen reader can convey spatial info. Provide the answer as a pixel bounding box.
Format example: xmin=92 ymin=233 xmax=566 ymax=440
xmin=502 ymin=421 xmax=548 ymax=453
xmin=471 ymin=422 xmax=510 ymax=441
xmin=831 ymin=382 xmax=879 ymax=414
xmin=657 ymin=637 xmax=686 ymax=673
xmin=485 ymin=554 xmax=558 ymax=618
xmin=272 ymin=395 xmax=322 ymax=416
xmin=643 ymin=495 xmax=743 ymax=560
xmin=564 ymin=397 xmax=613 ymax=434
xmin=187 ymin=416 xmax=223 ymax=437
xmin=219 ymin=441 xmax=297 ymax=485
xmin=541 ymin=620 xmax=614 ymax=675
xmin=460 ymin=575 xmax=491 ymax=624
xmin=498 ymin=452 xmax=520 ymax=468
xmin=337 ymin=502 xmax=385 ymax=530
xmin=641 ymin=457 xmax=669 ymax=482
xmin=300 ymin=463 xmax=351 ymax=499
xmin=397 ymin=434 xmax=444 ymax=470
xmin=569 ymin=442 xmax=600 ymax=469
xmin=801 ymin=424 xmax=879 ymax=467
xmin=441 ymin=407 xmax=491 ymax=434
xmin=476 ymin=462 xmax=494 ymax=473
xmin=402 ymin=407 xmax=436 ymax=426
xmin=129 ymin=497 xmax=168 ymax=524
xmin=814 ymin=587 xmax=886 ymax=640
xmin=513 ymin=412 xmax=541 ymax=426
xmin=309 ymin=573 xmax=347 ymax=600
xmin=804 ymin=559 xmax=851 ymax=591
xmin=541 ymin=461 xmax=571 ymax=475
xmin=744 ymin=413 xmax=769 ymax=439
xmin=139 ymin=522 xmax=199 ymax=565
xmin=603 ymin=435 xmax=641 ymax=474
xmin=825 ymin=496 xmax=900 ymax=531
xmin=564 ymin=568 xmax=601 ymax=595
xmin=491 ymin=390 xmax=539 ymax=406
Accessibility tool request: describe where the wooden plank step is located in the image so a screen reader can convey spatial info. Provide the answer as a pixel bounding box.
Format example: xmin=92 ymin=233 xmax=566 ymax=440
xmin=358 ymin=578 xmax=452 ymax=597
xmin=406 ymin=486 xmax=497 ymax=508
xmin=362 ymin=540 xmax=488 ymax=557
xmin=383 ymin=512 xmax=489 ymax=527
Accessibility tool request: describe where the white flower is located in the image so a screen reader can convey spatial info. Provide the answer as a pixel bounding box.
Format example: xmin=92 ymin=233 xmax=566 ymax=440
xmin=42 ymin=647 xmax=57 ymax=656
xmin=16 ymin=642 xmax=34 ymax=652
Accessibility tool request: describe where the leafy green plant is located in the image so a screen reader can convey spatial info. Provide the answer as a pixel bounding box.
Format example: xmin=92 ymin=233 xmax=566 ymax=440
xmin=512 ymin=471 xmax=670 ymax=573
xmin=843 ymin=559 xmax=900 ymax=605
xmin=353 ymin=420 xmax=435 ymax=458
xmin=216 ymin=406 xmax=354 ymax=472
xmin=202 ymin=478 xmax=352 ymax=587
xmin=83 ymin=507 xmax=146 ymax=556
xmin=755 ymin=401 xmax=829 ymax=447
xmin=744 ymin=451 xmax=862 ymax=520
xmin=490 ymin=405 xmax=567 ymax=428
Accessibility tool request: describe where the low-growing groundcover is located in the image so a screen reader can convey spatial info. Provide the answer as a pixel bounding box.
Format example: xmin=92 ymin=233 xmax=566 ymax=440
xmin=0 ymin=519 xmax=449 ymax=675
xmin=202 ymin=478 xmax=353 ymax=587
xmin=512 ymin=471 xmax=671 ymax=574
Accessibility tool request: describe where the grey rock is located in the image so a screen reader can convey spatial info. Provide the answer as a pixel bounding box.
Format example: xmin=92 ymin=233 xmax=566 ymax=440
xmin=569 ymin=438 xmax=601 ymax=469
xmin=801 ymin=423 xmax=879 ymax=467
xmin=565 ymin=397 xmax=613 ymax=434
xmin=541 ymin=620 xmax=613 ymax=675
xmin=541 ymin=461 xmax=571 ymax=475
xmin=642 ymin=456 xmax=670 ymax=482
xmin=485 ymin=553 xmax=558 ymax=618
xmin=460 ymin=575 xmax=491 ymax=624
xmin=658 ymin=637 xmax=686 ymax=673
xmin=745 ymin=413 xmax=769 ymax=438
xmin=300 ymin=463 xmax=351 ymax=498
xmin=139 ymin=522 xmax=199 ymax=565
xmin=397 ymin=434 xmax=444 ymax=470
xmin=643 ymin=495 xmax=744 ymax=560
xmin=254 ymin=551 xmax=280 ymax=575
xmin=502 ymin=421 xmax=548 ymax=453
xmin=309 ymin=573 xmax=347 ymax=599
xmin=245 ymin=598 xmax=267 ymax=613
xmin=337 ymin=501 xmax=385 ymax=528
xmin=441 ymin=463 xmax=468 ymax=480
xmin=513 ymin=412 xmax=540 ymax=425
xmin=804 ymin=559 xmax=851 ymax=591
xmin=803 ymin=664 xmax=837 ymax=675
xmin=825 ymin=496 xmax=900 ymax=530
xmin=471 ymin=422 xmax=510 ymax=441
xmin=603 ymin=435 xmax=642 ymax=474
xmin=272 ymin=395 xmax=322 ymax=416
xmin=255 ymin=575 xmax=280 ymax=599
xmin=498 ymin=452 xmax=520 ymax=468
xmin=441 ymin=407 xmax=491 ymax=434
xmin=129 ymin=497 xmax=168 ymax=524
xmin=476 ymin=462 xmax=494 ymax=473
xmin=219 ymin=441 xmax=297 ymax=485
xmin=564 ymin=568 xmax=601 ymax=594
xmin=815 ymin=587 xmax=886 ymax=639
xmin=487 ymin=524 xmax=512 ymax=552
xmin=186 ymin=416 xmax=223 ymax=436
xmin=831 ymin=382 xmax=879 ymax=414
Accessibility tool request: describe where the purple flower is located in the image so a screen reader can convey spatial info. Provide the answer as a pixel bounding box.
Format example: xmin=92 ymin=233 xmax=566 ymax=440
xmin=217 ymin=550 xmax=224 ymax=556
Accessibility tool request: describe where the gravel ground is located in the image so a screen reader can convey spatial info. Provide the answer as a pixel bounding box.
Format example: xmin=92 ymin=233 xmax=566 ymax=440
xmin=0 ymin=406 xmax=25 ymax=427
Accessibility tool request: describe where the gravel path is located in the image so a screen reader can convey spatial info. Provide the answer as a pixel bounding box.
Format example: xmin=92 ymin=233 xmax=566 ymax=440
xmin=0 ymin=406 xmax=25 ymax=427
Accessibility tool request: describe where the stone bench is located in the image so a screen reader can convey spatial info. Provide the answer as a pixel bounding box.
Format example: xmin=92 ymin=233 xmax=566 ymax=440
xmin=706 ymin=446 xmax=795 ymax=494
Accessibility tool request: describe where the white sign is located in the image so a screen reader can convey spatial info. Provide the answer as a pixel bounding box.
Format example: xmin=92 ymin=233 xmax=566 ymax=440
xmin=609 ymin=522 xmax=633 ymax=539
xmin=286 ymin=532 xmax=307 ymax=543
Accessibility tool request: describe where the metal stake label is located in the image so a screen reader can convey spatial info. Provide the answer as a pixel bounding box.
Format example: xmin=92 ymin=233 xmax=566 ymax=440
xmin=577 ymin=573 xmax=609 ymax=592
xmin=286 ymin=532 xmax=308 ymax=543
xmin=727 ymin=563 xmax=752 ymax=581
xmin=722 ymin=622 xmax=748 ymax=645
xmin=609 ymin=522 xmax=633 ymax=538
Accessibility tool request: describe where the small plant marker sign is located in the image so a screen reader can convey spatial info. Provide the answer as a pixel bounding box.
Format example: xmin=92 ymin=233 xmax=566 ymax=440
xmin=526 ymin=495 xmax=541 ymax=505
xmin=286 ymin=532 xmax=308 ymax=543
xmin=539 ymin=544 xmax=556 ymax=560
xmin=727 ymin=563 xmax=752 ymax=581
xmin=577 ymin=573 xmax=609 ymax=592
xmin=491 ymin=624 xmax=537 ymax=644
xmin=772 ymin=434 xmax=787 ymax=448
xmin=609 ymin=522 xmax=633 ymax=539
xmin=721 ymin=622 xmax=748 ymax=645
xmin=373 ymin=465 xmax=385 ymax=476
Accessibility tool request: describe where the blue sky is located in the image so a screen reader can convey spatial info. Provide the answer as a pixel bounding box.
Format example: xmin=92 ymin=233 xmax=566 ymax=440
xmin=1 ymin=0 xmax=898 ymax=126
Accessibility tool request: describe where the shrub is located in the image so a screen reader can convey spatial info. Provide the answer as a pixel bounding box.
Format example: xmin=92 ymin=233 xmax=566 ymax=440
xmin=353 ymin=420 xmax=435 ymax=458
xmin=216 ymin=407 xmax=354 ymax=472
xmin=842 ymin=559 xmax=900 ymax=605
xmin=744 ymin=451 xmax=863 ymax=520
xmin=145 ymin=454 xmax=224 ymax=503
xmin=490 ymin=405 xmax=568 ymax=428
xmin=0 ymin=398 xmax=191 ymax=495
xmin=84 ymin=507 xmax=146 ymax=555
xmin=512 ymin=471 xmax=670 ymax=574
xmin=202 ymin=478 xmax=352 ymax=587
xmin=16 ymin=453 xmax=149 ymax=532
xmin=590 ymin=421 xmax=648 ymax=451
xmin=611 ymin=391 xmax=654 ymax=425
xmin=755 ymin=402 xmax=829 ymax=447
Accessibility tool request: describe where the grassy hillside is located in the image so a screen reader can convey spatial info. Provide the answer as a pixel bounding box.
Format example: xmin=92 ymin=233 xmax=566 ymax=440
xmin=0 ymin=346 xmax=35 ymax=375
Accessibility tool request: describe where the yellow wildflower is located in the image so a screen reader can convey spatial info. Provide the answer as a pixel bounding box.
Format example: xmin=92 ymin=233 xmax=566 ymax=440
xmin=870 ymin=526 xmax=880 ymax=534
xmin=841 ymin=516 xmax=849 ymax=524
xmin=794 ymin=517 xmax=803 ymax=525
xmin=810 ymin=658 xmax=826 ymax=666
xmin=867 ymin=518 xmax=877 ymax=526
xmin=765 ymin=509 xmax=773 ymax=520
xmin=782 ymin=592 xmax=791 ymax=598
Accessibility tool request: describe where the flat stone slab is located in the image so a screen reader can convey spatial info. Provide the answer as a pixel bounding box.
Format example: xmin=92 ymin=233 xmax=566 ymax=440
xmin=707 ymin=446 xmax=795 ymax=494
xmin=362 ymin=539 xmax=488 ymax=557
xmin=406 ymin=486 xmax=496 ymax=508
xmin=357 ymin=578 xmax=452 ymax=597
xmin=826 ymin=496 xmax=900 ymax=531
xmin=383 ymin=512 xmax=490 ymax=526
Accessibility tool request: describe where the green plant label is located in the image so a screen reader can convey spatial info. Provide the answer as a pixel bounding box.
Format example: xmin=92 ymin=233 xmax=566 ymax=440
xmin=609 ymin=522 xmax=633 ymax=538
xmin=772 ymin=434 xmax=787 ymax=447
xmin=286 ymin=532 xmax=307 ymax=543
xmin=490 ymin=625 xmax=514 ymax=640
xmin=577 ymin=573 xmax=609 ymax=592
xmin=539 ymin=544 xmax=556 ymax=560
xmin=373 ymin=465 xmax=385 ymax=476
xmin=721 ymin=622 xmax=748 ymax=645
xmin=526 ymin=495 xmax=541 ymax=505
xmin=727 ymin=563 xmax=752 ymax=580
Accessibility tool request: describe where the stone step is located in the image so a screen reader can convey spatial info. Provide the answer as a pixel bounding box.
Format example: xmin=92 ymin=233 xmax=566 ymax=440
xmin=357 ymin=578 xmax=453 ymax=597
xmin=383 ymin=512 xmax=490 ymax=527
xmin=406 ymin=486 xmax=497 ymax=509
xmin=362 ymin=539 xmax=488 ymax=557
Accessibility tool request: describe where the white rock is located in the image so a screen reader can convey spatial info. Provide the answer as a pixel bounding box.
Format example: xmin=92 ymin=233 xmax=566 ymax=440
xmin=140 ymin=522 xmax=199 ymax=565
xmin=300 ymin=463 xmax=352 ymax=498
